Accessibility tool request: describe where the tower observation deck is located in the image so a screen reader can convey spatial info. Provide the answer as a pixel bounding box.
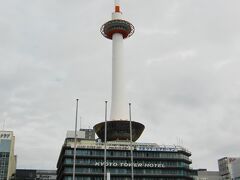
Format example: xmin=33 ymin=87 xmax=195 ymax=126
xmin=94 ymin=1 xmax=144 ymax=142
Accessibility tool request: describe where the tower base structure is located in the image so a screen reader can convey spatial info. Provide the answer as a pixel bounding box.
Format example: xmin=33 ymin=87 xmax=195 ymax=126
xmin=94 ymin=120 xmax=145 ymax=142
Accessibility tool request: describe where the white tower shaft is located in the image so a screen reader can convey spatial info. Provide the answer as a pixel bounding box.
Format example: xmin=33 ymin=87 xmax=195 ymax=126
xmin=94 ymin=0 xmax=144 ymax=142
xmin=110 ymin=12 xmax=128 ymax=121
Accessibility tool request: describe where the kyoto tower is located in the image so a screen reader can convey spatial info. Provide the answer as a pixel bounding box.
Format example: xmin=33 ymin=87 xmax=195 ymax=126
xmin=94 ymin=0 xmax=144 ymax=142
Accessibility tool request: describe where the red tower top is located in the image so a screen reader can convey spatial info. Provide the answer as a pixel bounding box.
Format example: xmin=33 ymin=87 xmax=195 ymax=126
xmin=115 ymin=5 xmax=120 ymax=12
xmin=114 ymin=0 xmax=121 ymax=12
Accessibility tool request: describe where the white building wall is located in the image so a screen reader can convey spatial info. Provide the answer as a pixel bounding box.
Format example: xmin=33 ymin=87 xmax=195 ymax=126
xmin=0 ymin=131 xmax=16 ymax=180
xmin=196 ymin=170 xmax=221 ymax=180
xmin=232 ymin=159 xmax=240 ymax=180
xmin=218 ymin=157 xmax=240 ymax=180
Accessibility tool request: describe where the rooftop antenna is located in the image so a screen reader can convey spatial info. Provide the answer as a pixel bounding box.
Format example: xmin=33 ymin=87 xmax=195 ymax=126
xmin=2 ymin=119 xmax=6 ymax=131
xmin=176 ymin=137 xmax=179 ymax=146
xmin=177 ymin=137 xmax=184 ymax=147
xmin=181 ymin=138 xmax=184 ymax=147
xmin=73 ymin=99 xmax=79 ymax=180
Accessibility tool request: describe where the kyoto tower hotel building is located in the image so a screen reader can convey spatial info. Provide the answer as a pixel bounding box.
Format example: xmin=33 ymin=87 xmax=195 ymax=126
xmin=56 ymin=1 xmax=195 ymax=180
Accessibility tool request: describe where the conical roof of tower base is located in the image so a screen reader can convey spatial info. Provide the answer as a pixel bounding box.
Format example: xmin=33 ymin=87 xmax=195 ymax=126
xmin=94 ymin=120 xmax=144 ymax=142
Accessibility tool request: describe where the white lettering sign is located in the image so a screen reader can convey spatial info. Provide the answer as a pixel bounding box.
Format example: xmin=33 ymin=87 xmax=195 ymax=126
xmin=76 ymin=145 xmax=132 ymax=150
xmin=136 ymin=146 xmax=177 ymax=152
xmin=95 ymin=162 xmax=165 ymax=168
xmin=76 ymin=145 xmax=177 ymax=152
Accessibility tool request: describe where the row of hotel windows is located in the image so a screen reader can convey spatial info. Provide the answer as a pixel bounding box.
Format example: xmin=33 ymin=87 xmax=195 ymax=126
xmin=0 ymin=152 xmax=9 ymax=179
xmin=64 ymin=158 xmax=189 ymax=168
xmin=64 ymin=149 xmax=190 ymax=161
xmin=0 ymin=152 xmax=10 ymax=158
xmin=64 ymin=167 xmax=191 ymax=175
xmin=64 ymin=177 xmax=188 ymax=180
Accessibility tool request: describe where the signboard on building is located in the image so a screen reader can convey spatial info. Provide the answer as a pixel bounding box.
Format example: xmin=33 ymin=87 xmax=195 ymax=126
xmin=136 ymin=146 xmax=177 ymax=152
xmin=95 ymin=162 xmax=165 ymax=168
xmin=66 ymin=140 xmax=186 ymax=154
xmin=73 ymin=144 xmax=132 ymax=150
xmin=0 ymin=131 xmax=12 ymax=140
xmin=36 ymin=170 xmax=56 ymax=180
xmin=66 ymin=131 xmax=85 ymax=139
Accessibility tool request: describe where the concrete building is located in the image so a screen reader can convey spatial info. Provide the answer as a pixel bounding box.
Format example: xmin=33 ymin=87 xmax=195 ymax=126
xmin=57 ymin=129 xmax=194 ymax=180
xmin=218 ymin=157 xmax=240 ymax=180
xmin=195 ymin=169 xmax=221 ymax=180
xmin=11 ymin=169 xmax=56 ymax=180
xmin=0 ymin=131 xmax=16 ymax=180
xmin=231 ymin=159 xmax=240 ymax=180
xmin=36 ymin=170 xmax=57 ymax=180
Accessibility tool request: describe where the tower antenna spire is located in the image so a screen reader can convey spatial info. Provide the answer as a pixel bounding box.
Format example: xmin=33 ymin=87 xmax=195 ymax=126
xmin=3 ymin=119 xmax=6 ymax=130
xmin=114 ymin=0 xmax=120 ymax=12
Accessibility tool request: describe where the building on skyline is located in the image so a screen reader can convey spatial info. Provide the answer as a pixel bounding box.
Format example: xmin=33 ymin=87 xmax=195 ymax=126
xmin=10 ymin=169 xmax=56 ymax=180
xmin=194 ymin=169 xmax=221 ymax=180
xmin=231 ymin=158 xmax=240 ymax=180
xmin=57 ymin=1 xmax=195 ymax=179
xmin=218 ymin=157 xmax=240 ymax=180
xmin=0 ymin=130 xmax=17 ymax=180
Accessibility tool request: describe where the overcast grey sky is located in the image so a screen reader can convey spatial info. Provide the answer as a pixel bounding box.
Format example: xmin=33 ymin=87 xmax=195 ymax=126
xmin=0 ymin=0 xmax=240 ymax=170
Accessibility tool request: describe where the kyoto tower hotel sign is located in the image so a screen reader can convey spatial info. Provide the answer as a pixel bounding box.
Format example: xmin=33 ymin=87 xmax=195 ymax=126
xmin=94 ymin=0 xmax=145 ymax=142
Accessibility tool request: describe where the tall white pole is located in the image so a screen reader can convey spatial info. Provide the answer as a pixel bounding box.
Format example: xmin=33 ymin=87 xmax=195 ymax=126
xmin=129 ymin=103 xmax=134 ymax=180
xmin=104 ymin=101 xmax=108 ymax=180
xmin=73 ymin=99 xmax=79 ymax=180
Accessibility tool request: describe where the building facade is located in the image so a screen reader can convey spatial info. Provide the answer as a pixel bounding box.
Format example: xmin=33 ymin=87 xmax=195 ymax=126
xmin=231 ymin=159 xmax=240 ymax=180
xmin=57 ymin=130 xmax=194 ymax=180
xmin=11 ymin=169 xmax=56 ymax=180
xmin=194 ymin=169 xmax=221 ymax=180
xmin=0 ymin=131 xmax=16 ymax=180
xmin=218 ymin=157 xmax=240 ymax=180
